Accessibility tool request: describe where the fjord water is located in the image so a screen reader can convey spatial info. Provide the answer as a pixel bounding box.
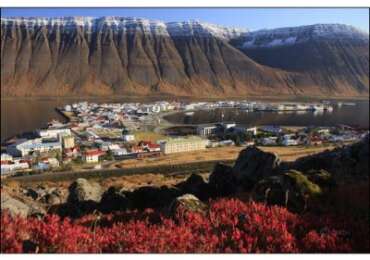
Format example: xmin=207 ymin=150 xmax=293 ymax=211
xmin=1 ymin=99 xmax=369 ymax=142
xmin=1 ymin=97 xmax=166 ymax=142
xmin=165 ymin=101 xmax=369 ymax=128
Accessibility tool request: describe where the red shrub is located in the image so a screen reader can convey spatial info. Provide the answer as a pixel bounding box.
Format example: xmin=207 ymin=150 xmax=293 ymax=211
xmin=1 ymin=198 xmax=368 ymax=253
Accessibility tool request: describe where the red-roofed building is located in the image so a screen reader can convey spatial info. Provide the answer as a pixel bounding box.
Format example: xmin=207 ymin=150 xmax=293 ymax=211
xmin=138 ymin=141 xmax=161 ymax=152
xmin=84 ymin=149 xmax=105 ymax=163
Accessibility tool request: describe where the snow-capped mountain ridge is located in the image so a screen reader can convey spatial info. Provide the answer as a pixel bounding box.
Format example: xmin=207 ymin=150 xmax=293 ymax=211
xmin=0 ymin=16 xmax=247 ymax=40
xmin=2 ymin=17 xmax=367 ymax=45
xmin=241 ymin=23 xmax=369 ymax=49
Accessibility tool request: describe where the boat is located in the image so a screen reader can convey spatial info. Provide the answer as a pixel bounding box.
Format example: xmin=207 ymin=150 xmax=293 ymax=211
xmin=341 ymin=102 xmax=356 ymax=106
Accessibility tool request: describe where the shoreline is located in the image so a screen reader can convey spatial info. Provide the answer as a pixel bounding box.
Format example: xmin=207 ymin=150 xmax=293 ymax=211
xmin=2 ymin=101 xmax=369 ymax=143
xmin=2 ymin=94 xmax=369 ymax=102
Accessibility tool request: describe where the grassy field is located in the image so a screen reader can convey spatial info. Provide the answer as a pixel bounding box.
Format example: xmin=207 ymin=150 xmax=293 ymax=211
xmin=133 ymin=131 xmax=167 ymax=142
xmin=4 ymin=145 xmax=335 ymax=189
xmin=113 ymin=145 xmax=335 ymax=169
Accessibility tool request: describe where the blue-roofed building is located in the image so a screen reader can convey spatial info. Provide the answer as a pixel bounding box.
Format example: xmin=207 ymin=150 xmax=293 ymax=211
xmin=7 ymin=138 xmax=62 ymax=157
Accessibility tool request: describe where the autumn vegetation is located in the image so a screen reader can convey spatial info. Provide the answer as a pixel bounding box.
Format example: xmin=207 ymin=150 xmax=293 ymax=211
xmin=1 ymin=198 xmax=369 ymax=253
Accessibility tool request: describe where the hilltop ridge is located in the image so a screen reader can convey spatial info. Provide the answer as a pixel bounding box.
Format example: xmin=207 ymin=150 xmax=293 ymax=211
xmin=1 ymin=17 xmax=369 ymax=98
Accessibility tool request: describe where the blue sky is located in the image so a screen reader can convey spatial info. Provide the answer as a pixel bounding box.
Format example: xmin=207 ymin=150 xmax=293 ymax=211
xmin=1 ymin=8 xmax=369 ymax=32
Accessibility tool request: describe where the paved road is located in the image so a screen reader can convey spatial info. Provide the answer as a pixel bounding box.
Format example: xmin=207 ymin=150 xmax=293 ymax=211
xmin=4 ymin=159 xmax=234 ymax=184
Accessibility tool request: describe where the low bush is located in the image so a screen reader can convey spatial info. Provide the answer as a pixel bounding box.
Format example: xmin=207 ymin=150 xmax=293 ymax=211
xmin=1 ymin=198 xmax=368 ymax=253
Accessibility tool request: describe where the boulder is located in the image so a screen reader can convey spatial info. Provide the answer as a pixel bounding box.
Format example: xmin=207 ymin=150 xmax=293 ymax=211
xmin=252 ymin=170 xmax=322 ymax=213
xmin=37 ymin=187 xmax=65 ymax=205
xmin=52 ymin=200 xmax=100 ymax=218
xmin=67 ymin=178 xmax=103 ymax=203
xmin=128 ymin=186 xmax=182 ymax=210
xmin=176 ymin=174 xmax=211 ymax=200
xmin=25 ymin=188 xmax=39 ymax=200
xmin=306 ymin=169 xmax=336 ymax=189
xmin=1 ymin=191 xmax=45 ymax=217
xmin=168 ymin=194 xmax=208 ymax=218
xmin=284 ymin=170 xmax=322 ymax=196
xmin=1 ymin=192 xmax=31 ymax=217
xmin=99 ymin=186 xmax=130 ymax=213
xmin=177 ymin=174 xmax=205 ymax=193
xmin=44 ymin=193 xmax=62 ymax=205
xmin=209 ymin=163 xmax=238 ymax=196
xmin=233 ymin=146 xmax=281 ymax=189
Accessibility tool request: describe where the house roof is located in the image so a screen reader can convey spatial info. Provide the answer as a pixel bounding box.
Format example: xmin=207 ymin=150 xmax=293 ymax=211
xmin=85 ymin=149 xmax=104 ymax=156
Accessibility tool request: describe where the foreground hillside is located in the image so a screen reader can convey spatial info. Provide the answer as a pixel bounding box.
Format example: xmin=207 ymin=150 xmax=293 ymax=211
xmin=2 ymin=198 xmax=368 ymax=253
xmin=1 ymin=17 xmax=369 ymax=98
xmin=1 ymin=135 xmax=369 ymax=253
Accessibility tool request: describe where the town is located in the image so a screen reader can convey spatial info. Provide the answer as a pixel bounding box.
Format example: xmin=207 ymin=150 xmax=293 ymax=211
xmin=1 ymin=100 xmax=368 ymax=176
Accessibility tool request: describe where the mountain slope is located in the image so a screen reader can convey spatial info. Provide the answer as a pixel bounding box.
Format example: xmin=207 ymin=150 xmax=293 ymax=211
xmin=232 ymin=24 xmax=369 ymax=95
xmin=1 ymin=18 xmax=369 ymax=98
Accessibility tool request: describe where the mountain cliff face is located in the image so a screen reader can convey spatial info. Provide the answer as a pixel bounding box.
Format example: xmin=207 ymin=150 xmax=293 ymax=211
xmin=233 ymin=24 xmax=369 ymax=95
xmin=1 ymin=17 xmax=369 ymax=98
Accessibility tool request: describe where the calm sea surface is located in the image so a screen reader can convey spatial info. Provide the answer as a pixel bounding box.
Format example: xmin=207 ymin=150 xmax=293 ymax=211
xmin=1 ymin=99 xmax=369 ymax=142
xmin=165 ymin=101 xmax=369 ymax=128
xmin=0 ymin=97 xmax=159 ymax=142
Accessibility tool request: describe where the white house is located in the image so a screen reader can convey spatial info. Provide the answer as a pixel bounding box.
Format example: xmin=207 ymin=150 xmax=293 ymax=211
xmin=64 ymin=105 xmax=72 ymax=112
xmin=112 ymin=148 xmax=128 ymax=156
xmin=282 ymin=138 xmax=299 ymax=146
xmin=1 ymin=161 xmax=29 ymax=174
xmin=46 ymin=158 xmax=60 ymax=168
xmin=38 ymin=128 xmax=71 ymax=139
xmin=123 ymin=134 xmax=135 ymax=142
xmin=1 ymin=153 xmax=13 ymax=162
xmin=84 ymin=149 xmax=104 ymax=163
xmin=262 ymin=137 xmax=278 ymax=146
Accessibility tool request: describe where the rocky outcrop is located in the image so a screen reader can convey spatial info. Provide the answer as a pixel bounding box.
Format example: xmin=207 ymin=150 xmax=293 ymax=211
xmin=252 ymin=170 xmax=322 ymax=212
xmin=176 ymin=174 xmax=212 ymax=200
xmin=168 ymin=194 xmax=208 ymax=218
xmin=67 ymin=178 xmax=103 ymax=203
xmin=1 ymin=191 xmax=45 ymax=217
xmin=43 ymin=193 xmax=62 ymax=205
xmin=24 ymin=186 xmax=64 ymax=205
xmin=232 ymin=146 xmax=281 ymax=189
xmin=99 ymin=186 xmax=130 ymax=213
xmin=4 ymin=136 xmax=367 ymax=217
xmin=305 ymin=169 xmax=336 ymax=189
xmin=291 ymin=134 xmax=369 ymax=177
xmin=128 ymin=186 xmax=182 ymax=210
xmin=55 ymin=178 xmax=104 ymax=217
xmin=209 ymin=163 xmax=238 ymax=196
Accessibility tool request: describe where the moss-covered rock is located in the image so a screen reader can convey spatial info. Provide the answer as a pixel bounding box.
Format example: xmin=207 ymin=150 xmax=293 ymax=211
xmin=284 ymin=170 xmax=322 ymax=196
xmin=306 ymin=169 xmax=336 ymax=189
xmin=252 ymin=170 xmax=323 ymax=213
